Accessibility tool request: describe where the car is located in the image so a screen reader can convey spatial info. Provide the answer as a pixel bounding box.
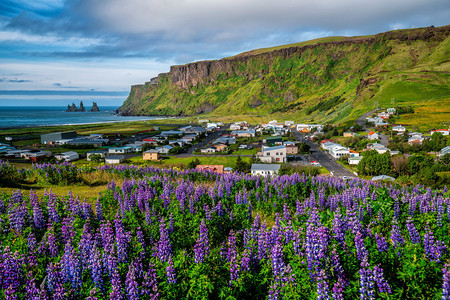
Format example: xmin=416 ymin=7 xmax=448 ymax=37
xmin=342 ymin=176 xmax=348 ymax=180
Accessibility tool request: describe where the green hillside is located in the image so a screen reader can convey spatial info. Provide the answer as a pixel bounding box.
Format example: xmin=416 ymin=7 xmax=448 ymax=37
xmin=119 ymin=26 xmax=450 ymax=129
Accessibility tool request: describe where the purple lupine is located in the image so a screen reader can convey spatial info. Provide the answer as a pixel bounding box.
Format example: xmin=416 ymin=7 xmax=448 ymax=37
xmin=157 ymin=218 xmax=172 ymax=262
xmin=332 ymin=277 xmax=345 ymax=300
xmin=241 ymin=249 xmax=251 ymax=272
xmin=359 ymin=256 xmax=375 ymax=300
xmin=61 ymin=240 xmax=82 ymax=291
xmin=47 ymin=224 xmax=59 ymax=257
xmin=373 ymin=265 xmax=391 ymax=294
xmin=272 ymin=237 xmax=285 ymax=280
xmin=390 ymin=224 xmax=404 ymax=256
xmin=46 ymin=262 xmax=63 ymax=293
xmin=355 ymin=232 xmax=368 ymax=261
xmin=406 ymin=218 xmax=421 ymax=244
xmin=136 ymin=227 xmax=146 ymax=254
xmin=194 ymin=219 xmax=210 ymax=263
xmin=126 ymin=264 xmax=140 ymax=300
xmin=442 ymin=263 xmax=450 ymax=300
xmin=141 ymin=263 xmax=159 ymax=299
xmin=27 ymin=232 xmax=37 ymax=251
xmin=115 ymin=218 xmax=130 ymax=263
xmin=4 ymin=284 xmax=17 ymax=300
xmin=316 ymin=269 xmax=331 ymax=300
xmin=32 ymin=201 xmax=46 ymax=230
xmin=166 ymin=256 xmax=177 ymax=284
xmin=332 ymin=213 xmax=346 ymax=247
xmin=424 ymin=228 xmax=447 ymax=262
xmin=90 ymin=246 xmax=103 ymax=291
xmin=61 ymin=216 xmax=75 ymax=244
xmin=86 ymin=287 xmax=99 ymax=300
xmin=110 ymin=269 xmax=124 ymax=300
xmin=95 ymin=198 xmax=103 ymax=221
xmin=8 ymin=203 xmax=28 ymax=233
xmin=25 ymin=271 xmax=41 ymax=299
xmin=227 ymin=230 xmax=237 ymax=262
xmin=0 ymin=247 xmax=23 ymax=291
xmin=375 ymin=233 xmax=389 ymax=253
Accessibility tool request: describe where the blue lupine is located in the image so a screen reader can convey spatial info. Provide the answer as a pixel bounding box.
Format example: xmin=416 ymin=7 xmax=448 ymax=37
xmin=126 ymin=264 xmax=140 ymax=300
xmin=166 ymin=257 xmax=177 ymax=284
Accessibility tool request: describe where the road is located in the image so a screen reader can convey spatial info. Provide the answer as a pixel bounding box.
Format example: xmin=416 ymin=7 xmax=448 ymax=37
xmin=355 ymin=107 xmax=389 ymax=146
xmin=292 ymin=130 xmax=356 ymax=178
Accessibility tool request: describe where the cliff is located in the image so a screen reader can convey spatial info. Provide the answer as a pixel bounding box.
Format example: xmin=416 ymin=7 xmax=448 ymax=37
xmin=118 ymin=26 xmax=450 ymax=124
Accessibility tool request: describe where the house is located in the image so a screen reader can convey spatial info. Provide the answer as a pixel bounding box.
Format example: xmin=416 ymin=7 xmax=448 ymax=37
xmin=408 ymin=137 xmax=423 ymax=145
xmin=258 ymin=145 xmax=287 ymax=163
xmin=439 ymin=146 xmax=450 ymax=157
xmin=41 ymin=131 xmax=77 ymax=144
xmin=231 ymin=130 xmax=256 ymax=138
xmin=283 ymin=141 xmax=296 ymax=146
xmin=105 ymin=155 xmax=124 ymax=164
xmin=230 ymin=124 xmax=241 ymax=130
xmin=285 ymin=121 xmax=294 ymax=126
xmin=320 ymin=139 xmax=334 ymax=149
xmin=184 ymin=127 xmax=207 ymax=135
xmin=160 ymin=131 xmax=183 ymax=138
xmin=196 ymin=165 xmax=224 ymax=174
xmin=27 ymin=152 xmax=48 ymax=162
xmin=224 ymin=167 xmax=233 ymax=174
xmin=200 ymin=147 xmax=216 ymax=153
xmin=431 ymin=129 xmax=449 ymax=136
xmin=392 ymin=125 xmax=406 ymax=133
xmin=286 ymin=145 xmax=298 ymax=155
xmin=109 ymin=146 xmax=132 ymax=154
xmin=310 ymin=161 xmax=321 ymax=167
xmin=155 ymin=145 xmax=173 ymax=154
xmin=349 ymin=150 xmax=360 ymax=157
xmin=367 ymin=143 xmax=385 ymax=150
xmin=213 ymin=144 xmax=228 ymax=152
xmin=371 ymin=175 xmax=395 ymax=181
xmin=55 ymin=151 xmax=79 ymax=162
xmin=343 ymin=132 xmax=355 ymax=138
xmin=348 ymin=156 xmax=363 ymax=165
xmin=143 ymin=149 xmax=160 ymax=161
xmin=387 ymin=108 xmax=396 ymax=114
xmin=265 ymin=136 xmax=283 ymax=145
xmin=251 ymin=164 xmax=281 ymax=177
xmin=87 ymin=150 xmax=107 ymax=161
xmin=378 ymin=112 xmax=390 ymax=119
xmin=367 ymin=132 xmax=379 ymax=140
xmin=328 ymin=145 xmax=350 ymax=159
xmin=125 ymin=143 xmax=143 ymax=152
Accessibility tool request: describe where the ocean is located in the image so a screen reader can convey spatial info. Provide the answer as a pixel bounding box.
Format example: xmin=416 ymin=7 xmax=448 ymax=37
xmin=0 ymin=106 xmax=164 ymax=129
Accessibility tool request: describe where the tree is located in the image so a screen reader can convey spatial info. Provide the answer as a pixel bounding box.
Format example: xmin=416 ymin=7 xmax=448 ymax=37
xmin=187 ymin=158 xmax=201 ymax=169
xmin=89 ymin=154 xmax=103 ymax=163
xmin=441 ymin=153 xmax=450 ymax=166
xmin=235 ymin=156 xmax=250 ymax=173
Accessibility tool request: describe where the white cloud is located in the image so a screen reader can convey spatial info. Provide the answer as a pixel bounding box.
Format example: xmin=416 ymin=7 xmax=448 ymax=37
xmin=0 ymin=30 xmax=104 ymax=47
xmin=0 ymin=59 xmax=172 ymax=91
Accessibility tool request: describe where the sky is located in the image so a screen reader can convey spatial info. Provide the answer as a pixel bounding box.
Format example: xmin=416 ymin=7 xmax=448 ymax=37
xmin=0 ymin=0 xmax=449 ymax=106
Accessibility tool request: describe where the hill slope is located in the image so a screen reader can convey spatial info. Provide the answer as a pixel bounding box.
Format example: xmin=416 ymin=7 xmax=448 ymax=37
xmin=119 ymin=26 xmax=450 ymax=128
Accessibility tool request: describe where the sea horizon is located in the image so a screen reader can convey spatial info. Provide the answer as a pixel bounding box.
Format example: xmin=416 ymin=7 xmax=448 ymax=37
xmin=0 ymin=105 xmax=165 ymax=129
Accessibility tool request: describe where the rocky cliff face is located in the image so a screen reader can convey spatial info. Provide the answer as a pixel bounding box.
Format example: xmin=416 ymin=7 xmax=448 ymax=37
xmin=118 ymin=25 xmax=450 ymax=123
xmin=90 ymin=102 xmax=100 ymax=112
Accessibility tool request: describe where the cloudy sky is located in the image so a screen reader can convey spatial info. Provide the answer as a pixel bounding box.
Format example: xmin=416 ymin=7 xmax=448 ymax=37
xmin=0 ymin=0 xmax=448 ymax=106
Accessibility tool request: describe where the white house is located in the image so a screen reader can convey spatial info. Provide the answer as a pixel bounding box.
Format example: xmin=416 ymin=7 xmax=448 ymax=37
xmin=125 ymin=143 xmax=143 ymax=152
xmin=251 ymin=164 xmax=281 ymax=177
xmin=371 ymin=175 xmax=395 ymax=181
xmin=200 ymin=147 xmax=216 ymax=153
xmin=105 ymin=155 xmax=124 ymax=164
xmin=328 ymin=145 xmax=350 ymax=159
xmin=230 ymin=124 xmax=241 ymax=130
xmin=431 ymin=129 xmax=449 ymax=136
xmin=109 ymin=146 xmax=132 ymax=154
xmin=348 ymin=156 xmax=363 ymax=165
xmin=87 ymin=150 xmax=107 ymax=161
xmin=392 ymin=125 xmax=406 ymax=133
xmin=439 ymin=146 xmax=450 ymax=157
xmin=55 ymin=151 xmax=79 ymax=162
xmin=231 ymin=130 xmax=256 ymax=138
xmin=367 ymin=132 xmax=379 ymax=140
xmin=155 ymin=145 xmax=173 ymax=154
xmin=258 ymin=145 xmax=287 ymax=163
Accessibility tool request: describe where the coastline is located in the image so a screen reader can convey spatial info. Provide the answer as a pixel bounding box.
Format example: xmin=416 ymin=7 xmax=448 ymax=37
xmin=0 ymin=116 xmax=181 ymax=131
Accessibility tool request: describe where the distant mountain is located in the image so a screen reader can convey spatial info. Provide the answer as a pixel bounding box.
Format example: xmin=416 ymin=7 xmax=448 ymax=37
xmin=118 ymin=26 xmax=450 ymax=127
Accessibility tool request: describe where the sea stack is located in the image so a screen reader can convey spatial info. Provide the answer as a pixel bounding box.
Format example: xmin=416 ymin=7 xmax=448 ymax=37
xmin=90 ymin=102 xmax=100 ymax=112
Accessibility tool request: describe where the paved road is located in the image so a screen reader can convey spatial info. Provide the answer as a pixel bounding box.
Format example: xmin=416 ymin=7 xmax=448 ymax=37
xmin=355 ymin=108 xmax=380 ymax=128
xmin=183 ymin=124 xmax=230 ymax=155
xmin=292 ymin=130 xmax=356 ymax=178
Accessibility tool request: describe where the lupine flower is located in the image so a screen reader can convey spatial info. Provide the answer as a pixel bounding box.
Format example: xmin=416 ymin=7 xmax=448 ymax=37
xmin=406 ymin=218 xmax=421 ymax=244
xmin=373 ymin=265 xmax=391 ymax=294
xmin=166 ymin=257 xmax=177 ymax=284
xmin=157 ymin=218 xmax=172 ymax=262
xmin=141 ymin=263 xmax=159 ymax=299
xmin=126 ymin=264 xmax=140 ymax=300
xmin=359 ymin=256 xmax=375 ymax=300
xmin=442 ymin=263 xmax=450 ymax=300
xmin=332 ymin=277 xmax=345 ymax=300
xmin=316 ymin=269 xmax=331 ymax=300
xmin=194 ymin=219 xmax=210 ymax=263
xmin=110 ymin=269 xmax=124 ymax=300
xmin=375 ymin=233 xmax=389 ymax=252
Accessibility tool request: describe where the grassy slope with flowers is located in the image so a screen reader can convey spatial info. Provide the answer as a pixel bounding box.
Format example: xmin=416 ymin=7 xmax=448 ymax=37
xmin=0 ymin=161 xmax=450 ymax=299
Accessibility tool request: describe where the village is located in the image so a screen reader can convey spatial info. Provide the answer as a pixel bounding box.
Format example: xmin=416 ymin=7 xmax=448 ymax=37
xmin=1 ymin=107 xmax=449 ymax=184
